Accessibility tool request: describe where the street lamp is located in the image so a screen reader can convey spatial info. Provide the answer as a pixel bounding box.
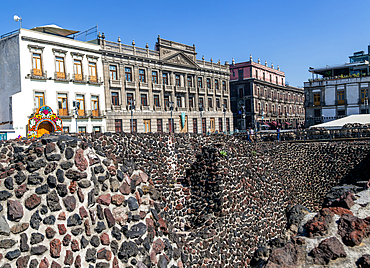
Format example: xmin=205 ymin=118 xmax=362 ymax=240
xmin=222 ymin=104 xmax=226 ymax=133
xmin=73 ymin=101 xmax=80 ymax=133
xmin=169 ymin=101 xmax=174 ymax=133
xmin=241 ymin=105 xmax=246 ymax=131
xmin=199 ymin=102 xmax=204 ymax=134
xmin=129 ymin=99 xmax=135 ymax=133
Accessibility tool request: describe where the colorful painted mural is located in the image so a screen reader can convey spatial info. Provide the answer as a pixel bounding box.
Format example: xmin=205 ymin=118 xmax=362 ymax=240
xmin=27 ymin=106 xmax=63 ymax=138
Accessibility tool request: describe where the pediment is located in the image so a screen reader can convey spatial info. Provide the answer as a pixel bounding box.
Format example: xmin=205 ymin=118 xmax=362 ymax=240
xmin=163 ymin=52 xmax=199 ymax=68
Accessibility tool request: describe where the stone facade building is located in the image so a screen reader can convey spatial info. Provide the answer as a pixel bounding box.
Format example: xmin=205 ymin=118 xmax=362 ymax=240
xmin=0 ymin=25 xmax=106 ymax=139
xmin=305 ymin=47 xmax=370 ymax=127
xmin=99 ymin=35 xmax=233 ymax=134
xmin=230 ymin=56 xmax=305 ymax=130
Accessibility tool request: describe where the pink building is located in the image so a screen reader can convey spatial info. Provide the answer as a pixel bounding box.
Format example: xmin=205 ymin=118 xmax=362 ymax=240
xmin=230 ymin=56 xmax=305 ymax=130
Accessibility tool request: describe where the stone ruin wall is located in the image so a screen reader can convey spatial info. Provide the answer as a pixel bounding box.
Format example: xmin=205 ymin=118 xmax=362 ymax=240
xmin=0 ymin=133 xmax=369 ymax=268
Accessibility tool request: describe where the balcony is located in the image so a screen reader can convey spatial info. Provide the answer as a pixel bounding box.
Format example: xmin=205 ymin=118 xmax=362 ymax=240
xmin=54 ymin=72 xmax=70 ymax=82
xmin=139 ymin=82 xmax=150 ymax=90
xmin=335 ymin=100 xmax=347 ymax=105
xmin=88 ymin=76 xmax=103 ymax=85
xmin=29 ymin=69 xmax=47 ymax=80
xmin=198 ymin=87 xmax=206 ymax=94
xmin=189 ymin=87 xmax=197 ymax=94
xmin=125 ymin=80 xmax=136 ymax=89
xmin=57 ymin=109 xmax=71 ymax=118
xmin=207 ymin=88 xmax=214 ymax=95
xmin=164 ymin=85 xmax=173 ymax=92
xmin=152 ymin=83 xmax=162 ymax=91
xmin=176 ymin=107 xmax=187 ymax=112
xmin=175 ymin=86 xmax=187 ymax=93
xmin=140 ymin=105 xmax=150 ymax=111
xmin=215 ymin=89 xmax=222 ymax=96
xmin=223 ymin=90 xmax=229 ymax=96
xmin=109 ymin=79 xmax=122 ymax=88
xmin=72 ymin=74 xmax=87 ymax=83
xmin=89 ymin=110 xmax=105 ymax=118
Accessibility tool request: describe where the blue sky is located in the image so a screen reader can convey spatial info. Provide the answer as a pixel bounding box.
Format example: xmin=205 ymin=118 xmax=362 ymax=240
xmin=2 ymin=0 xmax=369 ymax=87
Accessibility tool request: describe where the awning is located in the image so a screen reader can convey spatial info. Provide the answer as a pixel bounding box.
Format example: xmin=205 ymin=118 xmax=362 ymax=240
xmin=270 ymin=121 xmax=277 ymax=126
xmin=31 ymin=24 xmax=79 ymax=37
xmin=285 ymin=122 xmax=291 ymax=125
xmin=264 ymin=123 xmax=270 ymax=126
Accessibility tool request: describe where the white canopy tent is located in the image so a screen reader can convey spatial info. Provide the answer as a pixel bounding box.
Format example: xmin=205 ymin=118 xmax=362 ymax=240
xmin=310 ymin=114 xmax=370 ymax=130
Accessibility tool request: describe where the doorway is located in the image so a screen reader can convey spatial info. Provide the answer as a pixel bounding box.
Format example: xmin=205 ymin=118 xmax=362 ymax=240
xmin=37 ymin=121 xmax=54 ymax=137
xmin=210 ymin=118 xmax=215 ymax=133
xmin=179 ymin=115 xmax=188 ymax=133
xmin=143 ymin=119 xmax=151 ymax=133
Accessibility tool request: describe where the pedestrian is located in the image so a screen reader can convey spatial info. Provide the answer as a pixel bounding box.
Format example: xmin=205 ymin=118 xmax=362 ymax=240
xmin=277 ymin=127 xmax=281 ymax=141
xmin=250 ymin=128 xmax=254 ymax=142
xmin=247 ymin=128 xmax=251 ymax=142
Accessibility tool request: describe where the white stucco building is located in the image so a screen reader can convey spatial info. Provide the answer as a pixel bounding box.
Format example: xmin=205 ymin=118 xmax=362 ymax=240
xmin=0 ymin=25 xmax=106 ymax=139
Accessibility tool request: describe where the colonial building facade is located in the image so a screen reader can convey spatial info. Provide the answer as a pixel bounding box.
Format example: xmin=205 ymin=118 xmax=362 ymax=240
xmin=99 ymin=35 xmax=233 ymax=134
xmin=305 ymin=47 xmax=370 ymax=127
xmin=0 ymin=25 xmax=106 ymax=139
xmin=230 ymin=56 xmax=305 ymax=130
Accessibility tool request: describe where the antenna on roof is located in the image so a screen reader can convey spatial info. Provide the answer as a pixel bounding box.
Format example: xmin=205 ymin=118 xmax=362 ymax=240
xmin=13 ymin=15 xmax=22 ymax=29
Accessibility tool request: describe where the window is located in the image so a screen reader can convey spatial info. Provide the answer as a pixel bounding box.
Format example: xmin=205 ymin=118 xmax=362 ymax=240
xmin=270 ymin=74 xmax=272 ymax=82
xmin=281 ymin=78 xmax=284 ymax=85
xmin=175 ymin=74 xmax=180 ymax=86
xmin=139 ymin=69 xmax=146 ymax=82
xmin=216 ymin=98 xmax=220 ymax=108
xmin=255 ymin=70 xmax=258 ymax=79
xmin=219 ymin=118 xmax=223 ymax=132
xmin=187 ymin=76 xmax=192 ymax=87
xmin=115 ymin=119 xmax=122 ymax=132
xmin=91 ymin=96 xmax=99 ymax=117
xmin=110 ymin=66 xmax=117 ymax=81
xmin=223 ymin=99 xmax=227 ymax=108
xmin=154 ymin=95 xmax=160 ymax=107
xmin=76 ymin=95 xmax=85 ymax=116
xmin=258 ymin=103 xmax=261 ymax=112
xmin=338 ymin=110 xmax=345 ymax=116
xmin=127 ymin=93 xmax=134 ymax=107
xmin=222 ymin=81 xmax=226 ymax=91
xmin=78 ymin=126 xmax=86 ymax=133
xmin=55 ymin=57 xmax=65 ymax=79
xmin=337 ymin=90 xmax=345 ymax=105
xmin=141 ymin=94 xmax=148 ymax=106
xmin=162 ymin=73 xmax=168 ymax=85
xmin=206 ymin=78 xmax=211 ymax=89
xmin=239 ymin=88 xmax=243 ymax=98
xmin=189 ymin=96 xmax=194 ymax=108
xmin=130 ymin=119 xmax=137 ymax=133
xmin=226 ymin=118 xmax=230 ymax=131
xmin=152 ymin=71 xmax=158 ymax=84
xmin=199 ymin=97 xmax=204 ymax=110
xmin=63 ymin=126 xmax=69 ymax=133
xmin=177 ymin=96 xmax=182 ymax=107
xmin=276 ymin=76 xmax=278 ymax=84
xmin=73 ymin=60 xmax=83 ymax=81
xmin=35 ymin=92 xmax=44 ymax=109
xmin=125 ymin=67 xmax=132 ymax=82
xmin=157 ymin=119 xmax=163 ymax=133
xmin=361 ymin=88 xmax=368 ymax=103
xmin=314 ymin=109 xmax=321 ymax=118
xmin=89 ymin=62 xmax=97 ymax=82
xmin=164 ymin=95 xmax=170 ymax=108
xmin=32 ymin=53 xmax=42 ymax=76
xmin=208 ymin=98 xmax=212 ymax=108
xmin=197 ymin=77 xmax=203 ymax=88
xmin=58 ymin=93 xmax=68 ymax=116
xmin=193 ymin=118 xmax=198 ymax=134
xmin=263 ymin=72 xmax=265 ymax=81
xmin=111 ymin=92 xmax=119 ymax=106
xmin=238 ymin=69 xmax=243 ymax=80
xmin=202 ymin=118 xmax=206 ymax=134
xmin=143 ymin=119 xmax=151 ymax=133
xmin=215 ymin=80 xmax=219 ymax=90
xmin=93 ymin=126 xmax=101 ymax=133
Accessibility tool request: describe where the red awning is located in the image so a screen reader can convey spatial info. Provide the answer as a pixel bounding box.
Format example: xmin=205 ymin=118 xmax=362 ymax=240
xmin=270 ymin=121 xmax=277 ymax=126
xmin=264 ymin=123 xmax=270 ymax=126
xmin=285 ymin=122 xmax=291 ymax=125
